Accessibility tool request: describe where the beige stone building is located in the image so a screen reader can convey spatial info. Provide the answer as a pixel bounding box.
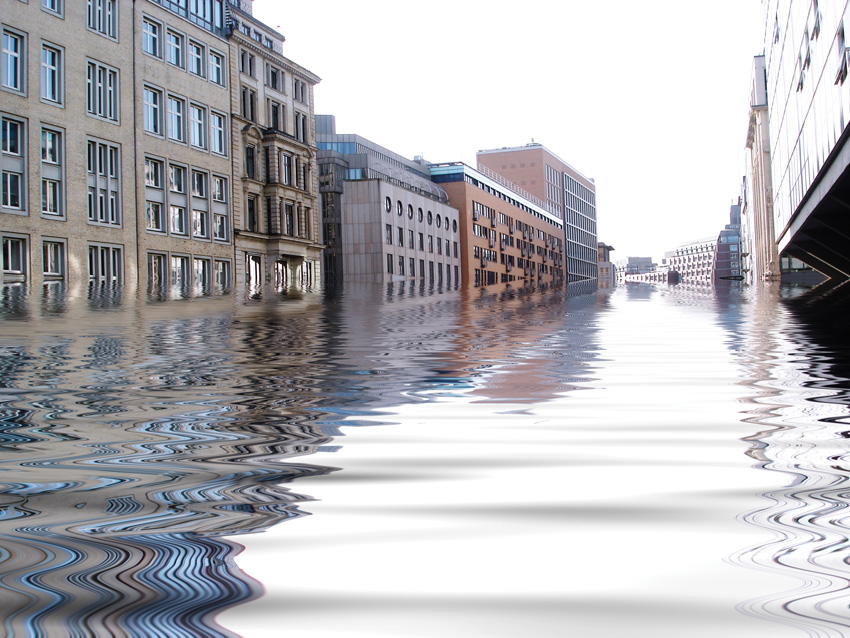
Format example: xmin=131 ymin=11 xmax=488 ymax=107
xmin=134 ymin=0 xmax=235 ymax=298
xmin=2 ymin=0 xmax=138 ymax=296
xmin=227 ymin=2 xmax=323 ymax=292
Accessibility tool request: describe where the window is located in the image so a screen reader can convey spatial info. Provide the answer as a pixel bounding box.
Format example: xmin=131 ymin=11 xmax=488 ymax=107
xmin=166 ymin=30 xmax=184 ymax=68
xmin=191 ymin=171 xmax=206 ymax=198
xmin=188 ymin=41 xmax=204 ymax=77
xmin=418 ymin=233 xmax=423 ymax=250
xmin=169 ymin=164 xmax=185 ymax=192
xmin=213 ymin=213 xmax=228 ymax=240
xmin=241 ymin=87 xmax=257 ymax=121
xmin=281 ymin=153 xmax=292 ymax=185
xmin=142 ymin=18 xmax=161 ymax=57
xmin=2 ymin=236 xmax=26 ymax=280
xmin=209 ymin=51 xmax=224 ymax=86
xmin=170 ymin=205 xmax=186 ymax=235
xmin=210 ymin=111 xmax=225 ymax=155
xmin=2 ymin=117 xmax=25 ymax=212
xmin=143 ymin=87 xmax=162 ymax=134
xmin=170 ymin=255 xmax=189 ymax=291
xmin=167 ymin=96 xmax=185 ymax=141
xmin=293 ymin=78 xmax=307 ymax=102
xmin=240 ymin=50 xmax=255 ymax=76
xmin=409 ymin=257 xmax=415 ymax=277
xmin=86 ymin=138 xmax=120 ymax=226
xmin=294 ymin=112 xmax=306 ymax=142
xmin=148 ymin=252 xmax=166 ymax=288
xmin=193 ymin=258 xmax=210 ymax=293
xmin=245 ymin=145 xmax=255 ymax=179
xmin=86 ymin=61 xmax=119 ymax=122
xmin=43 ymin=240 xmax=64 ymax=278
xmin=193 ymin=209 xmax=208 ymax=238
xmin=189 ymin=104 xmax=206 ymax=148
xmin=386 ymin=253 xmax=393 ymax=274
xmin=89 ymin=244 xmax=122 ymax=284
xmin=41 ymin=45 xmax=62 ymax=104
xmin=267 ymin=65 xmax=279 ymax=90
xmin=212 ymin=176 xmax=227 ymax=202
xmin=246 ymin=196 xmax=257 ymax=231
xmin=398 ymin=255 xmax=405 ymax=276
xmin=42 ymin=178 xmax=60 ymax=216
xmin=214 ymin=260 xmax=230 ymax=289
xmin=284 ymin=202 xmax=294 ymax=235
xmin=385 ymin=224 xmax=392 ymax=245
xmin=385 ymin=196 xmax=392 ymax=213
xmin=42 ymin=0 xmax=63 ymax=16
xmin=2 ymin=30 xmax=25 ymax=93
xmin=145 ymin=157 xmax=162 ymax=187
xmin=408 ymin=229 xmax=414 ymax=248
xmin=428 ymin=235 xmax=433 ymax=253
xmin=146 ymin=201 xmax=164 ymax=231
xmin=87 ymin=0 xmax=117 ymax=39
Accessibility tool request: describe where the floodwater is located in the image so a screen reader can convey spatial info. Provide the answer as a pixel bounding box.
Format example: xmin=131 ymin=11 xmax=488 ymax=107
xmin=0 ymin=280 xmax=849 ymax=638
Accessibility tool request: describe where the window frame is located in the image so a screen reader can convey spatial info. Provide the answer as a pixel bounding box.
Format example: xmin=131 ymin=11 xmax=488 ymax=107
xmin=167 ymin=94 xmax=186 ymax=142
xmin=143 ymin=86 xmax=163 ymax=135
xmin=86 ymin=60 xmax=119 ymax=123
xmin=166 ymin=29 xmax=185 ymax=68
xmin=2 ymin=29 xmax=26 ymax=95
xmin=87 ymin=0 xmax=118 ymax=40
xmin=142 ymin=17 xmax=161 ymax=58
xmin=40 ymin=43 xmax=63 ymax=105
xmin=189 ymin=103 xmax=206 ymax=149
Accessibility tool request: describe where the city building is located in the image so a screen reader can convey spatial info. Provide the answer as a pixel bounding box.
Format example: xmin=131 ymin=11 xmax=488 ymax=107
xmin=477 ymin=143 xmax=597 ymax=284
xmin=1 ymin=0 xmax=139 ymax=294
xmin=614 ymin=256 xmax=656 ymax=282
xmin=713 ymin=200 xmax=743 ymax=283
xmin=597 ymin=242 xmax=615 ymax=290
xmin=761 ymin=0 xmax=850 ymax=280
xmin=665 ymin=239 xmax=716 ymax=285
xmin=136 ymin=0 xmax=235 ymax=298
xmin=228 ymin=1 xmax=323 ymax=291
xmin=1 ymin=0 xmax=321 ymax=297
xmin=316 ymin=115 xmax=460 ymax=285
xmin=430 ymin=162 xmax=565 ymax=287
xmin=743 ymin=54 xmax=780 ymax=282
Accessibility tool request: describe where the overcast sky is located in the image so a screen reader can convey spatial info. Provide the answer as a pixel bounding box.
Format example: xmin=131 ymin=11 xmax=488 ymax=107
xmin=255 ymin=0 xmax=766 ymax=262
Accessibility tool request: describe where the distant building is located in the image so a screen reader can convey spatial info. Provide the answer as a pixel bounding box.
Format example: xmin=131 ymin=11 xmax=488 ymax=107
xmin=615 ymin=256 xmax=655 ymax=282
xmin=477 ymin=143 xmax=597 ymax=284
xmin=713 ymin=201 xmax=743 ymax=283
xmin=665 ymin=240 xmax=715 ymax=285
xmin=597 ymin=242 xmax=615 ymax=290
xmin=316 ymin=116 xmax=460 ymax=285
xmin=430 ymin=162 xmax=565 ymax=287
xmin=743 ymin=55 xmax=780 ymax=282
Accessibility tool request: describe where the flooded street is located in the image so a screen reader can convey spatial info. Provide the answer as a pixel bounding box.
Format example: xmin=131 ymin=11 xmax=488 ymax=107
xmin=0 ymin=282 xmax=848 ymax=637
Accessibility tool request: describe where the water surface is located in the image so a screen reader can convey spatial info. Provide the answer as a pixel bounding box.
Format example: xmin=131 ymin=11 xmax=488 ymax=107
xmin=0 ymin=281 xmax=848 ymax=637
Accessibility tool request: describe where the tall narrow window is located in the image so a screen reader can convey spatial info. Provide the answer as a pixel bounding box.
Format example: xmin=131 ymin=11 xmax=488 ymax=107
xmin=167 ymin=96 xmax=185 ymax=141
xmin=209 ymin=51 xmax=225 ymax=86
xmin=166 ymin=30 xmax=184 ymax=68
xmin=86 ymin=61 xmax=119 ymax=122
xmin=2 ymin=31 xmax=25 ymax=93
xmin=1 ymin=117 xmax=25 ymax=211
xmin=142 ymin=19 xmax=160 ymax=57
xmin=41 ymin=45 xmax=62 ymax=104
xmin=143 ymin=87 xmax=162 ymax=134
xmin=87 ymin=0 xmax=117 ymax=39
xmin=188 ymin=41 xmax=204 ymax=77
xmin=210 ymin=111 xmax=225 ymax=155
xmin=189 ymin=104 xmax=206 ymax=148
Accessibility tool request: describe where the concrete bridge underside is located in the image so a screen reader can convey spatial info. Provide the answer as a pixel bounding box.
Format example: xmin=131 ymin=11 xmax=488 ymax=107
xmin=779 ymin=136 xmax=850 ymax=281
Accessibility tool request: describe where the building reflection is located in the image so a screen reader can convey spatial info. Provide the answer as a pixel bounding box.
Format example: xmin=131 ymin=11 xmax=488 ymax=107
xmin=728 ymin=283 xmax=850 ymax=635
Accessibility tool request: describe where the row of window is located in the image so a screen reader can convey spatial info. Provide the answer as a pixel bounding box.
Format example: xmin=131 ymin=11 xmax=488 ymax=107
xmin=386 ymin=254 xmax=458 ymax=283
xmin=142 ymin=15 xmax=226 ymax=87
xmin=385 ymin=197 xmax=457 ymax=232
xmin=144 ymin=157 xmax=229 ymax=241
xmin=384 ymin=223 xmax=459 ymax=257
xmin=1 ymin=233 xmax=233 ymax=291
xmin=143 ymin=86 xmax=227 ymax=154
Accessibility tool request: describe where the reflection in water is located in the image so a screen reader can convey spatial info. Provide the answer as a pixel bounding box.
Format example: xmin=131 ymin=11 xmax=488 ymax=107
xmin=1 ymin=281 xmax=849 ymax=636
xmin=733 ymin=285 xmax=850 ymax=637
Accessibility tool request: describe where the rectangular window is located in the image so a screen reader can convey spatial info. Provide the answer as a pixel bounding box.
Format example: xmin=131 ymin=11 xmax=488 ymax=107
xmin=245 ymin=145 xmax=255 ymax=179
xmin=87 ymin=0 xmax=117 ymax=39
xmin=42 ymin=179 xmax=60 ymax=215
xmin=191 ymin=171 xmax=206 ymax=198
xmin=188 ymin=41 xmax=204 ymax=76
xmin=214 ymin=260 xmax=230 ymax=289
xmin=42 ymin=0 xmax=63 ymax=16
xmin=210 ymin=111 xmax=225 ymax=155
xmin=2 ymin=118 xmax=22 ymax=155
xmin=142 ymin=18 xmax=160 ymax=57
xmin=213 ymin=213 xmax=228 ymax=241
xmin=1 ymin=171 xmax=22 ymax=209
xmin=189 ymin=104 xmax=206 ymax=148
xmin=86 ymin=61 xmax=119 ymax=122
xmin=387 ymin=253 xmax=393 ymax=274
xmin=148 ymin=252 xmax=166 ymax=288
xmin=193 ymin=209 xmax=209 ymax=238
xmin=169 ymin=164 xmax=185 ymax=192
xmin=281 ymin=153 xmax=292 ymax=185
xmin=408 ymin=229 xmax=414 ymax=249
xmin=428 ymin=235 xmax=433 ymax=253
xmin=170 ymin=205 xmax=186 ymax=235
xmin=209 ymin=51 xmax=224 ymax=86
xmin=2 ymin=31 xmax=25 ymax=93
xmin=167 ymin=96 xmax=185 ymax=141
xmin=397 ymin=226 xmax=403 ymax=247
xmin=385 ymin=224 xmax=392 ymax=245
xmin=246 ymin=196 xmax=257 ymax=231
xmin=294 ymin=112 xmax=306 ymax=142
xmin=212 ymin=175 xmax=227 ymax=202
xmin=144 ymin=157 xmax=162 ymax=187
xmin=86 ymin=139 xmax=120 ymax=225
xmin=284 ymin=202 xmax=294 ymax=235
xmin=2 ymin=237 xmax=26 ymax=279
xmin=88 ymin=244 xmax=122 ymax=284
xmin=146 ymin=201 xmax=164 ymax=231
xmin=166 ymin=30 xmax=184 ymax=68
xmin=398 ymin=255 xmax=404 ymax=276
xmin=410 ymin=257 xmax=415 ymax=277
xmin=143 ymin=87 xmax=162 ymax=134
xmin=43 ymin=240 xmax=64 ymax=278
xmin=41 ymin=45 xmax=62 ymax=104
xmin=170 ymin=255 xmax=189 ymax=291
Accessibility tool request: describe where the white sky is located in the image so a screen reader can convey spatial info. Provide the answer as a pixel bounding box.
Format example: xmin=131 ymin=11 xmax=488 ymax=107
xmin=255 ymin=0 xmax=767 ymax=263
